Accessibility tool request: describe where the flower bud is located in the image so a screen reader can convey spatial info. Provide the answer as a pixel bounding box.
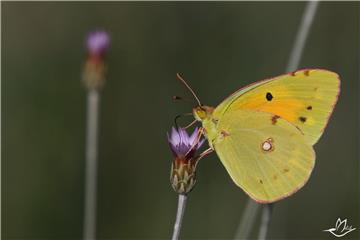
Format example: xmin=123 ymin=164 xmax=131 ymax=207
xmin=170 ymin=156 xmax=198 ymax=194
xmin=82 ymin=30 xmax=110 ymax=90
xmin=86 ymin=30 xmax=110 ymax=57
xmin=167 ymin=127 xmax=204 ymax=194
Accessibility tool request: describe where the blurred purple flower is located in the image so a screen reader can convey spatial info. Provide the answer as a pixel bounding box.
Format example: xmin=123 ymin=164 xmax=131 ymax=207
xmin=86 ymin=30 xmax=110 ymax=56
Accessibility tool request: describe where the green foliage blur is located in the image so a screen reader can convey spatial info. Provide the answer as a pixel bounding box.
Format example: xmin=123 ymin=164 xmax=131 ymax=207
xmin=3 ymin=2 xmax=359 ymax=239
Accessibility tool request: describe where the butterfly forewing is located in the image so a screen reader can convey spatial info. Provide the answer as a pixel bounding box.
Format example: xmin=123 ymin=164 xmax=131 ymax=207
xmin=213 ymin=69 xmax=340 ymax=145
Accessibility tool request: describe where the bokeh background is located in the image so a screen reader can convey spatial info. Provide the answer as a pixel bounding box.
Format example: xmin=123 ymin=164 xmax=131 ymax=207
xmin=2 ymin=2 xmax=359 ymax=240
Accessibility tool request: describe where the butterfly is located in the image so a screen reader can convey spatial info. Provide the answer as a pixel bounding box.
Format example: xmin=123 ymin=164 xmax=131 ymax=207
xmin=176 ymin=69 xmax=340 ymax=203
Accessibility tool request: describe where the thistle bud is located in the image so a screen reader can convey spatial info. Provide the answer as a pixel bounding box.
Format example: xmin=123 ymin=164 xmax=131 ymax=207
xmin=167 ymin=127 xmax=204 ymax=194
xmin=82 ymin=30 xmax=110 ymax=90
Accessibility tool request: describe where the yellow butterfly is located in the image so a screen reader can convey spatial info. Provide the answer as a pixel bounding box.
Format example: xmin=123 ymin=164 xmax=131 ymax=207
xmin=177 ymin=69 xmax=340 ymax=203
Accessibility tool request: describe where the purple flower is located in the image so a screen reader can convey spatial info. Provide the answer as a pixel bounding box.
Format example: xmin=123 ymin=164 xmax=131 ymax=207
xmin=168 ymin=127 xmax=205 ymax=194
xmin=168 ymin=127 xmax=204 ymax=159
xmin=86 ymin=30 xmax=110 ymax=56
xmin=167 ymin=127 xmax=212 ymax=194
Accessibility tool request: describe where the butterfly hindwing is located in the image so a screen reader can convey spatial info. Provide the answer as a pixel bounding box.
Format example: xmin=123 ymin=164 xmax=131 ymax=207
xmin=213 ymin=109 xmax=315 ymax=203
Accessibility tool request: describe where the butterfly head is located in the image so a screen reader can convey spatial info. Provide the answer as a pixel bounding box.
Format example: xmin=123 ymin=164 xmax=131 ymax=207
xmin=193 ymin=105 xmax=214 ymax=122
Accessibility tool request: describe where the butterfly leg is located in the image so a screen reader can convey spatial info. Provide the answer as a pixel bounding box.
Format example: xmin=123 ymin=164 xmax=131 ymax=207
xmin=185 ymin=127 xmax=213 ymax=161
xmin=192 ymin=147 xmax=214 ymax=168
xmin=184 ymin=119 xmax=197 ymax=129
xmin=198 ymin=148 xmax=214 ymax=160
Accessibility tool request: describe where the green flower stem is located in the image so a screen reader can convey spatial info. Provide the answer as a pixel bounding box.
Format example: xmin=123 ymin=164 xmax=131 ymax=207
xmin=83 ymin=90 xmax=100 ymax=240
xmin=172 ymin=194 xmax=188 ymax=240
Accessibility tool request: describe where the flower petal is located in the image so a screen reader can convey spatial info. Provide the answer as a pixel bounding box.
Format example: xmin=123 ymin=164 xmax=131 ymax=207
xmin=178 ymin=128 xmax=190 ymax=145
xmin=168 ymin=126 xmax=205 ymax=159
xmin=189 ymin=127 xmax=199 ymax=144
xmin=170 ymin=127 xmax=180 ymax=145
xmin=86 ymin=31 xmax=110 ymax=56
xmin=197 ymin=138 xmax=205 ymax=150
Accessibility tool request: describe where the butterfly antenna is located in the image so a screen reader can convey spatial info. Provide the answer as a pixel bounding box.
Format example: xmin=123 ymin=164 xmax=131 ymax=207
xmin=172 ymin=95 xmax=194 ymax=103
xmin=176 ymin=73 xmax=202 ymax=106
xmin=172 ymin=96 xmax=183 ymax=101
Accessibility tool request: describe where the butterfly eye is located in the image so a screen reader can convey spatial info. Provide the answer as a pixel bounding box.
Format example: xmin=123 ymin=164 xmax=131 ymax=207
xmin=198 ymin=109 xmax=206 ymax=118
xmin=193 ymin=107 xmax=207 ymax=120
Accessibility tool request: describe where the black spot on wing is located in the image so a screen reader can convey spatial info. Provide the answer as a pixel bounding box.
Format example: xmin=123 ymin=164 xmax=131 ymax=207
xmin=299 ymin=116 xmax=307 ymax=123
xmin=266 ymin=92 xmax=273 ymax=101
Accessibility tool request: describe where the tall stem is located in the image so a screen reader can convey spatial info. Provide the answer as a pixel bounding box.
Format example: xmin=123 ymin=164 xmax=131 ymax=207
xmin=234 ymin=199 xmax=260 ymax=239
xmin=172 ymin=194 xmax=188 ymax=240
xmin=257 ymin=204 xmax=273 ymax=240
xmin=234 ymin=2 xmax=319 ymax=240
xmin=83 ymin=90 xmax=100 ymax=240
xmin=286 ymin=1 xmax=320 ymax=72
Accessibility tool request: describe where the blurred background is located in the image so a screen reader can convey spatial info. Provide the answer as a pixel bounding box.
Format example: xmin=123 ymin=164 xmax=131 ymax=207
xmin=2 ymin=2 xmax=359 ymax=240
